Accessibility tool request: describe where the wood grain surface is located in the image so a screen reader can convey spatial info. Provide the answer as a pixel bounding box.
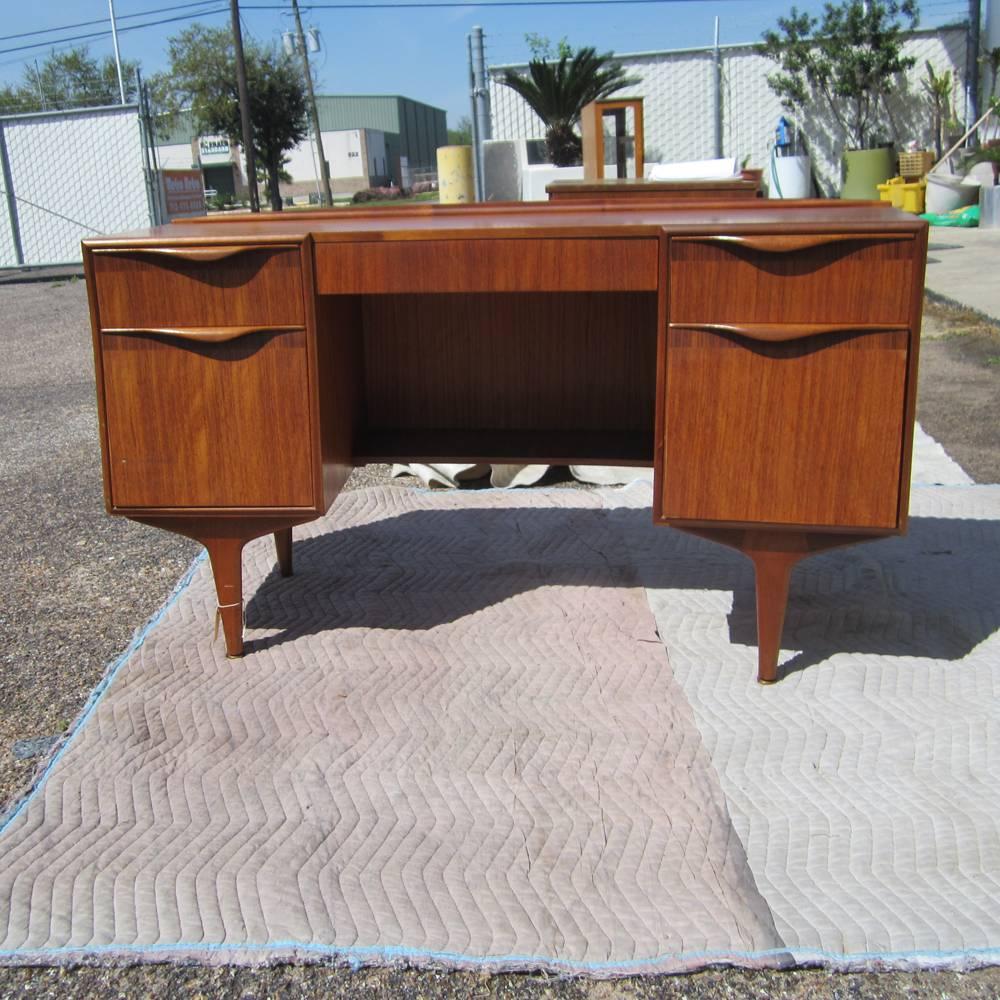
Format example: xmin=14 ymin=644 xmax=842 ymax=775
xmin=93 ymin=245 xmax=304 ymax=328
xmin=313 ymin=293 xmax=362 ymax=509
xmin=100 ymin=329 xmax=315 ymax=509
xmin=668 ymin=234 xmax=915 ymax=325
xmin=547 ymin=178 xmax=760 ymax=201
xmin=361 ymin=292 xmax=657 ymax=435
xmin=315 ymin=238 xmax=659 ymax=293
xmin=660 ymin=326 xmax=909 ymax=528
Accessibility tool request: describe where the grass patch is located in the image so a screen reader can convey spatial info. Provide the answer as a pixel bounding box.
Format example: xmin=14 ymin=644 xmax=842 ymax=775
xmin=923 ymin=296 xmax=1000 ymax=341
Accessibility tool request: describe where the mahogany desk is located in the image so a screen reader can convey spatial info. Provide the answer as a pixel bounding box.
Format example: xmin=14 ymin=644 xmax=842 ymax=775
xmin=546 ymin=177 xmax=763 ymax=202
xmin=83 ymin=200 xmax=928 ymax=683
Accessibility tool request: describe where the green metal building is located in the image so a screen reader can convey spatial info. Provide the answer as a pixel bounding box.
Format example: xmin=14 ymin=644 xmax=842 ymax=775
xmin=315 ymin=95 xmax=447 ymax=183
xmin=154 ymin=94 xmax=447 ymax=189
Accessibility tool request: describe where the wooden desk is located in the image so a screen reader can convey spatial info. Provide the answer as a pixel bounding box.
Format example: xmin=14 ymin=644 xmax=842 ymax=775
xmin=83 ymin=200 xmax=928 ymax=683
xmin=546 ymin=177 xmax=762 ymax=201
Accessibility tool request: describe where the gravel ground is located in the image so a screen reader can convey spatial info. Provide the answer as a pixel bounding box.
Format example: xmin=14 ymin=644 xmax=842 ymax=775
xmin=1 ymin=279 xmax=998 ymax=999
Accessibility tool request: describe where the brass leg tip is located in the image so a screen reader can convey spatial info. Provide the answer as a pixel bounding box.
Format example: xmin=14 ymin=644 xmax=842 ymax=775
xmin=757 ymin=677 xmax=778 ymax=686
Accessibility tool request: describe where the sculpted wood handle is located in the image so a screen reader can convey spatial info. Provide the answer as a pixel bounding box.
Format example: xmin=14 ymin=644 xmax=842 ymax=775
xmin=669 ymin=322 xmax=909 ymax=343
xmin=678 ymin=233 xmax=913 ymax=253
xmin=101 ymin=326 xmax=301 ymax=343
xmin=92 ymin=246 xmax=277 ymax=262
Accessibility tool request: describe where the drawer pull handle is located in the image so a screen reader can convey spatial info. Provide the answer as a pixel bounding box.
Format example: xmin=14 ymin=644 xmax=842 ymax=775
xmin=678 ymin=233 xmax=912 ymax=253
xmin=102 ymin=325 xmax=301 ymax=343
xmin=93 ymin=246 xmax=282 ymax=263
xmin=670 ymin=322 xmax=908 ymax=342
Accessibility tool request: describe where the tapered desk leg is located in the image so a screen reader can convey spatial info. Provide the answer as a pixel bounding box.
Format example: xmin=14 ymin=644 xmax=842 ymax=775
xmin=743 ymin=538 xmax=805 ymax=685
xmin=131 ymin=514 xmax=317 ymax=661
xmin=204 ymin=536 xmax=247 ymax=658
xmin=673 ymin=526 xmax=878 ymax=685
xmin=274 ymin=527 xmax=293 ymax=577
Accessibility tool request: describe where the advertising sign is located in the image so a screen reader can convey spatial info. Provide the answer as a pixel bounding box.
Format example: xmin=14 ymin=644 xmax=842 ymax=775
xmin=198 ymin=136 xmax=232 ymax=164
xmin=159 ymin=169 xmax=206 ymax=219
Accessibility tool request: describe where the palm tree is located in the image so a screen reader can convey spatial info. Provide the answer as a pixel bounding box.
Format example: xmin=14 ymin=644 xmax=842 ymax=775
xmin=502 ymin=47 xmax=641 ymax=166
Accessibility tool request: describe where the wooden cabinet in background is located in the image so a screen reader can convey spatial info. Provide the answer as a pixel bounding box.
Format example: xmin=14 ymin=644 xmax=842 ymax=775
xmin=580 ymin=98 xmax=644 ymax=180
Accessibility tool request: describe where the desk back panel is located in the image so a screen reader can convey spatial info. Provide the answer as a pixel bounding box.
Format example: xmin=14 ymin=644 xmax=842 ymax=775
xmin=359 ymin=292 xmax=657 ymax=439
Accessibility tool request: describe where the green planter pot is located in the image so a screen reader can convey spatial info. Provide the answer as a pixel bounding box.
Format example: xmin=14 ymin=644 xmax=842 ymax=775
xmin=841 ymin=146 xmax=894 ymax=200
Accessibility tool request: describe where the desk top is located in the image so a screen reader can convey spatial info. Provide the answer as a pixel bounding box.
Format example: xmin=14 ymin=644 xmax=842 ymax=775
xmin=83 ymin=200 xmax=925 ymax=249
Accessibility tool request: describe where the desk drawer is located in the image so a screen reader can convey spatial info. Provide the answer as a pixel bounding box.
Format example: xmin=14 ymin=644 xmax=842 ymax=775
xmin=93 ymin=244 xmax=304 ymax=329
xmin=658 ymin=325 xmax=910 ymax=530
xmin=668 ymin=233 xmax=916 ymax=326
xmin=315 ymin=238 xmax=658 ymax=293
xmin=100 ymin=327 xmax=315 ymax=509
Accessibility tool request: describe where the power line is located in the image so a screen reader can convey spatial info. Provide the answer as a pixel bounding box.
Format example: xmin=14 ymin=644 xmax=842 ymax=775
xmin=0 ymin=7 xmax=229 ymax=57
xmin=0 ymin=1 xmax=227 ymax=43
xmin=245 ymin=0 xmax=765 ymax=7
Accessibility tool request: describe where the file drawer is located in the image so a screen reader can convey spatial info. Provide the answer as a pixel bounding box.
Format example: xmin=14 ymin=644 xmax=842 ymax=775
xmin=100 ymin=326 xmax=315 ymax=510
xmin=658 ymin=325 xmax=910 ymax=529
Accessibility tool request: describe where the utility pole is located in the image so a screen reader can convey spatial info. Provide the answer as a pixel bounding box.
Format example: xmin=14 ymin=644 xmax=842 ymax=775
xmin=290 ymin=0 xmax=333 ymax=206
xmin=469 ymin=26 xmax=491 ymax=201
xmin=471 ymin=26 xmax=492 ymax=149
xmin=230 ymin=0 xmax=260 ymax=212
xmin=108 ymin=0 xmax=126 ymax=104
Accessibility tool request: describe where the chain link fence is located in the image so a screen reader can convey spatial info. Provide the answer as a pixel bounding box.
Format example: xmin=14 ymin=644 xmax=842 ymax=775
xmin=0 ymin=104 xmax=154 ymax=268
xmin=489 ymin=25 xmax=969 ymax=197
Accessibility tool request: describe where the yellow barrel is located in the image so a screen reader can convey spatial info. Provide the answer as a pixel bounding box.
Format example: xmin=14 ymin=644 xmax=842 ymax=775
xmin=437 ymin=145 xmax=474 ymax=203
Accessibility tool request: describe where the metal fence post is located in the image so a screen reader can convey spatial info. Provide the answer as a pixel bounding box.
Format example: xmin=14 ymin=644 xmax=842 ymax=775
xmin=713 ymin=17 xmax=723 ymax=158
xmin=0 ymin=121 xmax=25 ymax=266
xmin=135 ymin=70 xmax=161 ymax=227
xmin=966 ymin=0 xmax=981 ymax=136
xmin=467 ymin=33 xmax=481 ymax=201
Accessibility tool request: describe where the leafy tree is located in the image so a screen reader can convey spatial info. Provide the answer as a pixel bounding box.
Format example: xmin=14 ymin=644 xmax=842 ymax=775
xmin=760 ymin=1 xmax=919 ymax=150
xmin=501 ymin=47 xmax=640 ymax=166
xmin=524 ymin=33 xmax=573 ymax=61
xmin=0 ymin=47 xmax=138 ymax=114
xmin=447 ymin=115 xmax=473 ymax=145
xmin=153 ymin=25 xmax=308 ymax=211
xmin=922 ymin=62 xmax=959 ymax=159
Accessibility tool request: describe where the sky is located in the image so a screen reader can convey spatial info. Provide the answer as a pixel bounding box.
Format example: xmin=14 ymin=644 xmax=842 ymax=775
xmin=0 ymin=0 xmax=971 ymax=127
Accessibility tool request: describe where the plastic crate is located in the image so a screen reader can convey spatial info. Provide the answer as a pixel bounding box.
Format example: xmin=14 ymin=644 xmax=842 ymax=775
xmin=898 ymin=150 xmax=934 ymax=179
